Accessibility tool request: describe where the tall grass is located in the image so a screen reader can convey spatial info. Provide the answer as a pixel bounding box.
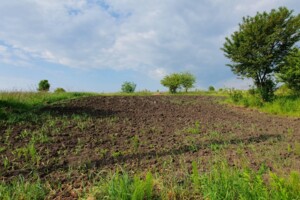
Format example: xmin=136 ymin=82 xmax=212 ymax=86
xmin=88 ymin=171 xmax=154 ymax=200
xmin=192 ymin=162 xmax=300 ymax=200
xmin=84 ymin=162 xmax=300 ymax=200
xmin=0 ymin=91 xmax=97 ymax=122
xmin=0 ymin=177 xmax=47 ymax=200
xmin=226 ymin=90 xmax=300 ymax=117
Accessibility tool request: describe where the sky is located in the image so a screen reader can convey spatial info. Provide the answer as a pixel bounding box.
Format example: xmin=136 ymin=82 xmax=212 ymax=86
xmin=0 ymin=0 xmax=300 ymax=92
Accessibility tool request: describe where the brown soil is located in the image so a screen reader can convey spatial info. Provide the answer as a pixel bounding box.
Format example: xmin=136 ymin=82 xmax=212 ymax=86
xmin=1 ymin=95 xmax=299 ymax=198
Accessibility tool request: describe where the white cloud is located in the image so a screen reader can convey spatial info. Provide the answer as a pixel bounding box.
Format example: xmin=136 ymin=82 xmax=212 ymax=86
xmin=148 ymin=68 xmax=168 ymax=80
xmin=0 ymin=0 xmax=299 ymax=87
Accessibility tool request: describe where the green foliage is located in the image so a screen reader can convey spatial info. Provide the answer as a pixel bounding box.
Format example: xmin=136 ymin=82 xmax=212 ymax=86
xmin=257 ymin=79 xmax=276 ymax=102
xmin=0 ymin=178 xmax=47 ymax=200
xmin=54 ymin=87 xmax=66 ymax=93
xmin=222 ymin=7 xmax=300 ymax=101
xmin=191 ymin=161 xmax=300 ymax=200
xmin=275 ymin=84 xmax=294 ymax=96
xmin=227 ymin=90 xmax=300 ymax=116
xmin=89 ymin=171 xmax=154 ymax=200
xmin=277 ymin=48 xmax=300 ymax=93
xmin=38 ymin=80 xmax=50 ymax=92
xmin=208 ymin=86 xmax=215 ymax=92
xmin=261 ymin=95 xmax=300 ymax=116
xmin=161 ymin=73 xmax=183 ymax=93
xmin=270 ymin=171 xmax=300 ymax=200
xmin=186 ymin=121 xmax=201 ymax=134
xmin=121 ymin=82 xmax=137 ymax=93
xmin=180 ymin=72 xmax=196 ymax=92
xmin=229 ymin=89 xmax=244 ymax=103
xmin=161 ymin=72 xmax=196 ymax=93
xmin=0 ymin=92 xmax=97 ymax=122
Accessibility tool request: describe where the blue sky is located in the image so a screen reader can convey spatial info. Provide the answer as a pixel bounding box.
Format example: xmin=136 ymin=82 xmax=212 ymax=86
xmin=0 ymin=0 xmax=300 ymax=92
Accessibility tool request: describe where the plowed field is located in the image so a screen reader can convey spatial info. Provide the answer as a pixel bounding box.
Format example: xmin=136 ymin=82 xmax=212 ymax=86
xmin=1 ymin=95 xmax=299 ymax=198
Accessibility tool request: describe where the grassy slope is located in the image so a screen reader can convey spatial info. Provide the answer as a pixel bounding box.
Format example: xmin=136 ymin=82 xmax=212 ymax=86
xmin=224 ymin=91 xmax=300 ymax=117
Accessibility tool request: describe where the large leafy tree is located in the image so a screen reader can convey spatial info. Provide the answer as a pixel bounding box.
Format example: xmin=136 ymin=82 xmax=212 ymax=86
xmin=277 ymin=47 xmax=300 ymax=92
xmin=222 ymin=7 xmax=300 ymax=101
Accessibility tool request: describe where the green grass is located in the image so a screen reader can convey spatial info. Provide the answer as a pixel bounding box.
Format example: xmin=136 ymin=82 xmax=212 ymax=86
xmin=194 ymin=162 xmax=300 ymax=200
xmin=87 ymin=171 xmax=154 ymax=200
xmin=83 ymin=161 xmax=300 ymax=200
xmin=0 ymin=177 xmax=47 ymax=200
xmin=0 ymin=91 xmax=97 ymax=122
xmin=225 ymin=90 xmax=300 ymax=117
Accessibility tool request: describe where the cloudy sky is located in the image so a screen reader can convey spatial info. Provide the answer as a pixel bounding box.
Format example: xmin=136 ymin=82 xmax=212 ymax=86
xmin=0 ymin=0 xmax=299 ymax=92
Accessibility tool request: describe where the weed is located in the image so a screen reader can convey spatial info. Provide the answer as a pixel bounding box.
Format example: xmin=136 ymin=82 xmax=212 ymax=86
xmin=88 ymin=171 xmax=154 ymax=200
xmin=112 ymin=151 xmax=122 ymax=158
xmin=0 ymin=177 xmax=47 ymax=200
xmin=20 ymin=129 xmax=30 ymax=139
xmin=0 ymin=147 xmax=6 ymax=153
xmin=2 ymin=156 xmax=10 ymax=169
xmin=4 ymin=127 xmax=12 ymax=145
xmin=270 ymin=171 xmax=300 ymax=199
xmin=209 ymin=131 xmax=221 ymax=140
xmin=294 ymin=142 xmax=300 ymax=156
xmin=186 ymin=121 xmax=201 ymax=134
xmin=191 ymin=161 xmax=201 ymax=188
xmin=132 ymin=135 xmax=140 ymax=151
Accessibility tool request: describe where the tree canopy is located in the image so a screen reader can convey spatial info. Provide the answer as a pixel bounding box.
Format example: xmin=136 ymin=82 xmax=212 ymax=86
xmin=222 ymin=7 xmax=300 ymax=101
xmin=161 ymin=72 xmax=196 ymax=93
xmin=277 ymin=48 xmax=300 ymax=92
xmin=180 ymin=72 xmax=196 ymax=92
xmin=121 ymin=81 xmax=136 ymax=93
xmin=38 ymin=80 xmax=50 ymax=92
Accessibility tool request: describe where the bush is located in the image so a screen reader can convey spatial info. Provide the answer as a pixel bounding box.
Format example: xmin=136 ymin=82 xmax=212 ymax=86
xmin=257 ymin=79 xmax=276 ymax=102
xmin=208 ymin=86 xmax=215 ymax=92
xmin=54 ymin=88 xmax=66 ymax=93
xmin=229 ymin=90 xmax=243 ymax=103
xmin=121 ymin=82 xmax=136 ymax=93
xmin=38 ymin=80 xmax=50 ymax=92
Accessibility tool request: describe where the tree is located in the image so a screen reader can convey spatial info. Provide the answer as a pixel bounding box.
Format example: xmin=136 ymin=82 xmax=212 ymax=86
xmin=221 ymin=7 xmax=300 ymax=101
xmin=277 ymin=48 xmax=300 ymax=92
xmin=121 ymin=81 xmax=136 ymax=93
xmin=160 ymin=73 xmax=182 ymax=93
xmin=180 ymin=72 xmax=196 ymax=92
xmin=38 ymin=80 xmax=50 ymax=92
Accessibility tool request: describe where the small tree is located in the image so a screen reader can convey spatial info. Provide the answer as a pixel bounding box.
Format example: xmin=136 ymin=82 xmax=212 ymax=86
xmin=180 ymin=72 xmax=196 ymax=92
xmin=121 ymin=81 xmax=136 ymax=93
xmin=160 ymin=73 xmax=182 ymax=93
xmin=222 ymin=7 xmax=300 ymax=101
xmin=38 ymin=80 xmax=50 ymax=92
xmin=277 ymin=48 xmax=300 ymax=92
xmin=208 ymin=86 xmax=215 ymax=92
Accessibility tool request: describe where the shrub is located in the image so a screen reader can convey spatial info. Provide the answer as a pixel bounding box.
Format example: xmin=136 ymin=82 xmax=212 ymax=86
xmin=208 ymin=86 xmax=215 ymax=92
xmin=38 ymin=80 xmax=50 ymax=92
xmin=121 ymin=82 xmax=136 ymax=93
xmin=54 ymin=88 xmax=66 ymax=93
xmin=229 ymin=90 xmax=243 ymax=103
